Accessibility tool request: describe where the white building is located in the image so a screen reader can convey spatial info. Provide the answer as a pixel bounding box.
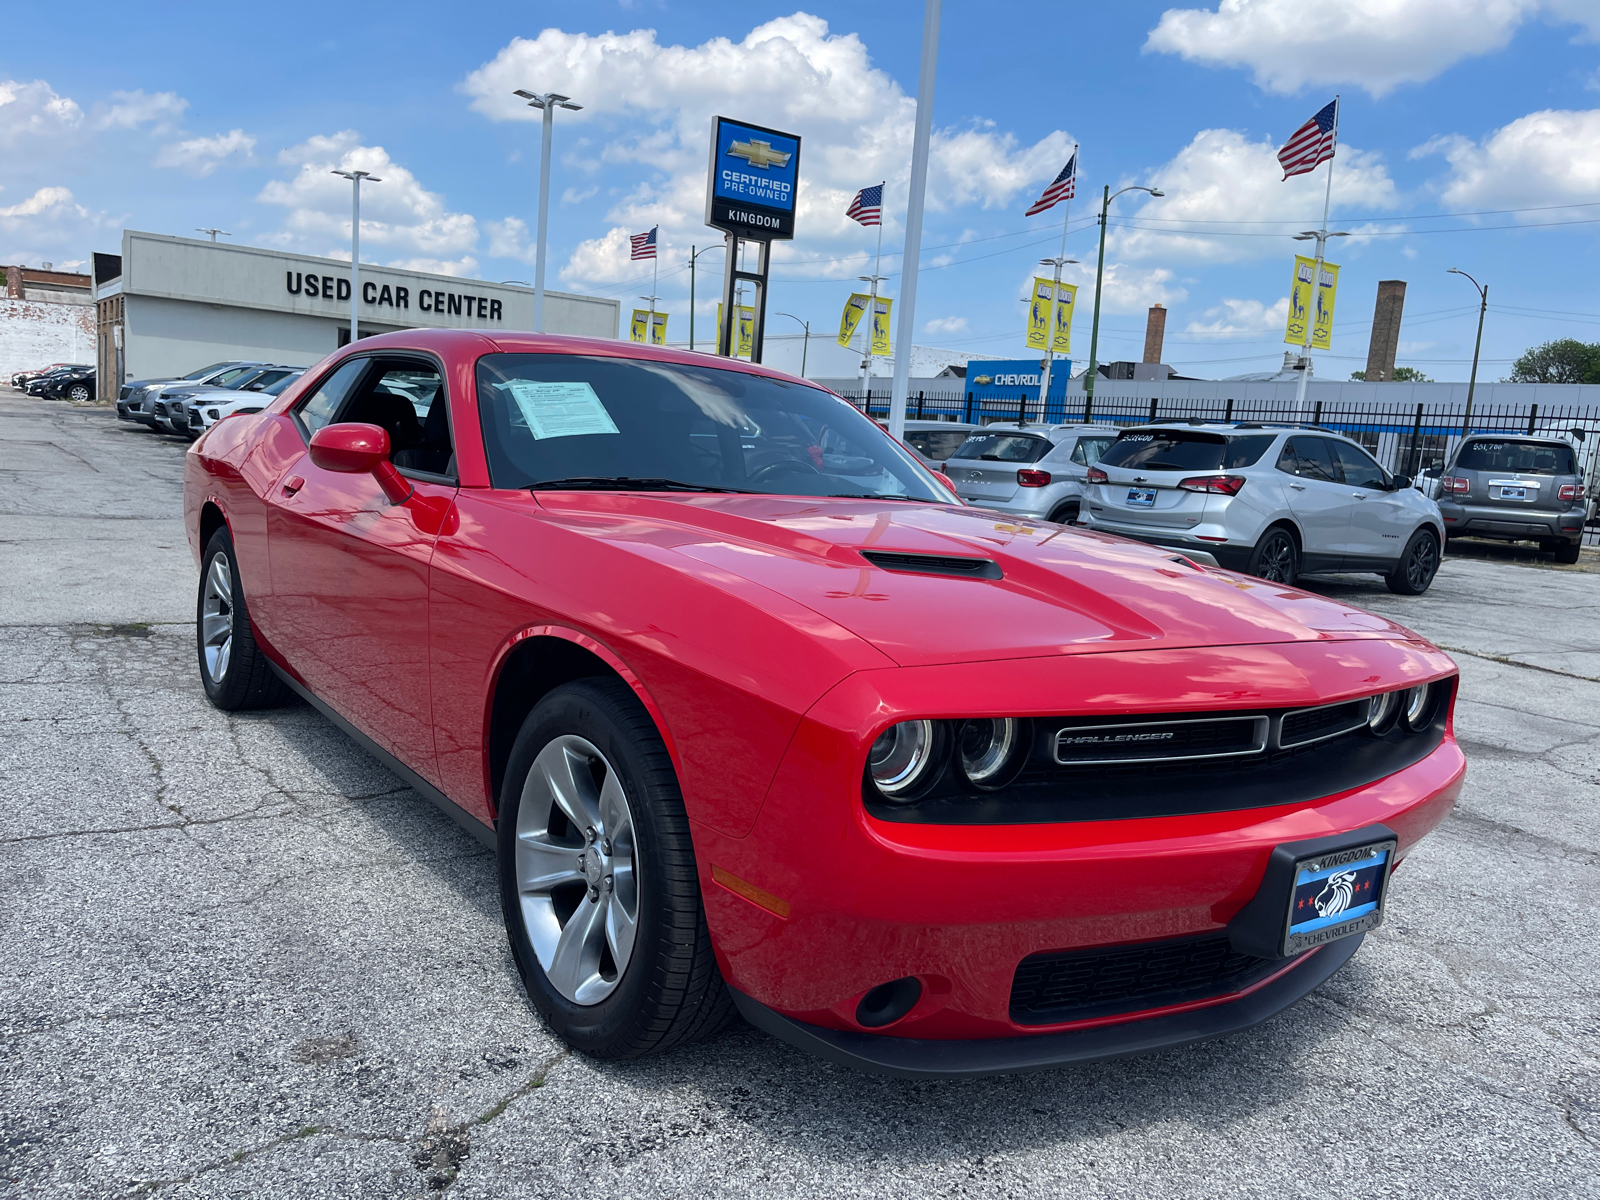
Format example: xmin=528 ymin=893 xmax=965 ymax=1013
xmin=93 ymin=230 xmax=619 ymax=388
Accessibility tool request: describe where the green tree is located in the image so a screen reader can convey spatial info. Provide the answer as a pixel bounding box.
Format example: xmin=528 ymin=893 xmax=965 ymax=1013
xmin=1349 ymin=366 xmax=1430 ymax=382
xmin=1509 ymin=339 xmax=1600 ymax=384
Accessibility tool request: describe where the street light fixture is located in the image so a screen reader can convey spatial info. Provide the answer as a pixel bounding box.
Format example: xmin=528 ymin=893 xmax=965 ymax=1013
xmin=687 ymin=244 xmax=725 ymax=352
xmin=1083 ymin=185 xmax=1163 ymax=420
xmin=1034 ymin=254 xmax=1079 ymax=420
xmin=513 ymin=88 xmax=583 ymax=332
xmin=331 ymin=169 xmax=381 ymax=343
xmin=775 ymin=311 xmax=811 ymax=376
xmin=1448 ymin=267 xmax=1488 ymax=437
xmin=195 ymin=228 xmax=230 ymax=242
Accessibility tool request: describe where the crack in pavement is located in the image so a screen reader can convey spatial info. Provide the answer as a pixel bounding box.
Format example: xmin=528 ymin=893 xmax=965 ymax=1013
xmin=1436 ymin=642 xmax=1600 ymax=684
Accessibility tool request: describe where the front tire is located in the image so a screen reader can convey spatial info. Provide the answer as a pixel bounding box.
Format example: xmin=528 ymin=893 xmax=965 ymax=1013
xmin=1247 ymin=526 xmax=1299 ymax=584
xmin=197 ymin=527 xmax=291 ymax=710
xmin=1385 ymin=528 xmax=1441 ymax=595
xmin=1553 ymin=540 xmax=1582 ymax=565
xmin=67 ymin=384 xmax=91 ymax=402
xmin=1047 ymin=500 xmax=1081 ymax=525
xmin=497 ymin=679 xmax=731 ymax=1060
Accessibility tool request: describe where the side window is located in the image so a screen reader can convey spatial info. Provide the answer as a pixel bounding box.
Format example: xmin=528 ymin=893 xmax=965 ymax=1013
xmin=1070 ymin=436 xmax=1113 ymax=466
xmin=366 ymin=363 xmax=454 ymax=478
xmin=296 ymin=358 xmax=369 ymax=436
xmin=1277 ymin=436 xmax=1339 ymax=482
xmin=1330 ymin=440 xmax=1387 ymax=490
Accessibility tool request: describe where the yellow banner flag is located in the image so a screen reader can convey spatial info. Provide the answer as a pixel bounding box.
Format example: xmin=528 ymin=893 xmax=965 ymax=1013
xmin=1026 ymin=278 xmax=1077 ymax=355
xmin=629 ymin=310 xmax=668 ymax=345
xmin=716 ymin=303 xmax=755 ymax=357
xmin=1285 ymin=255 xmax=1340 ymax=351
xmin=870 ymin=297 xmax=893 ymax=357
xmin=837 ymin=293 xmax=870 ymax=348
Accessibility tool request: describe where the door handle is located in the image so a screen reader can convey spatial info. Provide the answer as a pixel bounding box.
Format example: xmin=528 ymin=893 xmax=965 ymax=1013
xmin=281 ymin=475 xmax=305 ymax=497
xmin=1352 ymin=492 xmax=1366 ymax=499
xmin=1289 ymin=484 xmax=1306 ymax=491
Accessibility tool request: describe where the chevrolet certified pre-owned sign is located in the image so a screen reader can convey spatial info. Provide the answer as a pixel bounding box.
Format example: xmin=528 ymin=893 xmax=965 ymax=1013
xmin=705 ymin=116 xmax=801 ymax=241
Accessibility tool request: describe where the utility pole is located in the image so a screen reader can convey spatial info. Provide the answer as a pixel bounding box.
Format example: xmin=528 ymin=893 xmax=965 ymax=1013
xmin=887 ymin=0 xmax=940 ymax=443
xmin=331 ymin=170 xmax=380 ymax=343
xmin=513 ymin=89 xmax=583 ymax=332
xmin=1084 ymin=183 xmax=1163 ymax=421
xmin=1448 ymin=268 xmax=1488 ymax=438
xmin=195 ymin=228 xmax=229 ymax=242
xmin=776 ymin=312 xmax=811 ymax=376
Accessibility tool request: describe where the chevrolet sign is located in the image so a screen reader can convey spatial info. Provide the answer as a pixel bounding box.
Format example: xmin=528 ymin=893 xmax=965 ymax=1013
xmin=706 ymin=116 xmax=801 ymax=241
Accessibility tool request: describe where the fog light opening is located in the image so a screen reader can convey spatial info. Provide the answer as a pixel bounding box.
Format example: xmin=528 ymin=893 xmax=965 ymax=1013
xmin=855 ymin=976 xmax=923 ymax=1028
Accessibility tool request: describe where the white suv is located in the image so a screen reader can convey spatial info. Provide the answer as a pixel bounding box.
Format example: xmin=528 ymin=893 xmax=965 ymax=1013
xmin=1081 ymin=422 xmax=1447 ymax=594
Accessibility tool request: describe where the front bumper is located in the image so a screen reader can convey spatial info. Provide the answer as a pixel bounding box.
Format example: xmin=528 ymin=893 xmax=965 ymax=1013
xmin=730 ymin=934 xmax=1361 ymax=1078
xmin=1439 ymin=500 xmax=1583 ymax=541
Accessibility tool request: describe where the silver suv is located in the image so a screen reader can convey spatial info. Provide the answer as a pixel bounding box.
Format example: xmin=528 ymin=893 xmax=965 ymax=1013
xmin=1430 ymin=435 xmax=1586 ymax=564
xmin=1081 ymin=422 xmax=1447 ymax=594
xmin=945 ymin=424 xmax=1116 ymax=523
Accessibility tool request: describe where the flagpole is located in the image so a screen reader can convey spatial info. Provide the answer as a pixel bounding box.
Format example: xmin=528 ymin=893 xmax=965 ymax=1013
xmin=1037 ymin=145 xmax=1076 ymax=424
xmin=1294 ymin=97 xmax=1338 ymax=420
xmin=859 ymin=184 xmax=886 ymax=398
xmin=651 ymin=248 xmax=659 ymax=343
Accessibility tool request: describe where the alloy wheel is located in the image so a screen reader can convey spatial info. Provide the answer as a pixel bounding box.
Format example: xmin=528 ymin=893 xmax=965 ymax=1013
xmin=1406 ymin=535 xmax=1439 ymax=591
xmin=200 ymin=551 xmax=234 ymax=682
xmin=1257 ymin=533 xmax=1295 ymax=583
xmin=514 ymin=734 xmax=640 ymax=1006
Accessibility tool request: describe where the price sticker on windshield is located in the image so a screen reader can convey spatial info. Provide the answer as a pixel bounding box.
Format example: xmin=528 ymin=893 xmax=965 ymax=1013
xmin=499 ymin=381 xmax=621 ymax=440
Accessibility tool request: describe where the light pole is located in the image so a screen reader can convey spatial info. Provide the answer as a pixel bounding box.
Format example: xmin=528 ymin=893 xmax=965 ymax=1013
xmin=195 ymin=228 xmax=229 ymax=242
xmin=513 ymin=88 xmax=583 ymax=332
xmin=1035 ymin=253 xmax=1079 ymax=421
xmin=688 ymin=244 xmax=724 ymax=352
xmin=887 ymin=0 xmax=940 ymax=443
xmin=1083 ymin=183 xmax=1162 ymax=420
xmin=775 ymin=311 xmax=811 ymax=376
xmin=331 ymin=169 xmax=380 ymax=343
xmin=1290 ymin=227 xmax=1351 ymax=418
xmin=1448 ymin=267 xmax=1488 ymax=438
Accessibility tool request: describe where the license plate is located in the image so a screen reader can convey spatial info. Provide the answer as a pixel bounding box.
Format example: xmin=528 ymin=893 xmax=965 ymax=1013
xmin=1126 ymin=487 xmax=1157 ymax=508
xmin=1282 ymin=839 xmax=1395 ymax=956
xmin=1496 ymin=486 xmax=1527 ymax=501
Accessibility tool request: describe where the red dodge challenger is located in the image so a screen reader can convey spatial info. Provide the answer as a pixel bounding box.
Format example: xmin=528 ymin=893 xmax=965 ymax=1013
xmin=184 ymin=329 xmax=1463 ymax=1077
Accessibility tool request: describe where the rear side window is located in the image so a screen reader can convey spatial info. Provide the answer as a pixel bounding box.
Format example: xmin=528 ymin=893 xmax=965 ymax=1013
xmin=1277 ymin=437 xmax=1340 ymax=482
xmin=1070 ymin=435 xmax=1115 ymax=466
xmin=951 ymin=433 xmax=1053 ymax=463
xmin=1330 ymin=439 xmax=1388 ymax=490
xmin=1457 ymin=440 xmax=1576 ymax=475
xmin=1100 ymin=430 xmax=1275 ymax=471
xmin=904 ymin=429 xmax=976 ymax=461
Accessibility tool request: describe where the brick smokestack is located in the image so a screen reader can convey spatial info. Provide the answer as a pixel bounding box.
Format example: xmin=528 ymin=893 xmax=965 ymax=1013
xmin=1142 ymin=304 xmax=1166 ymax=364
xmin=1364 ymin=280 xmax=1407 ymax=381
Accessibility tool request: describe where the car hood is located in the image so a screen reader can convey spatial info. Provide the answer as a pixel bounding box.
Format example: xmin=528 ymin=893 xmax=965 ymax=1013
xmin=532 ymin=493 xmax=1425 ymax=667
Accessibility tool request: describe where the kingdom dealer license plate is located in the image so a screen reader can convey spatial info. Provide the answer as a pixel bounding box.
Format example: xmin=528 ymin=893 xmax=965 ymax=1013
xmin=1282 ymin=839 xmax=1395 ymax=956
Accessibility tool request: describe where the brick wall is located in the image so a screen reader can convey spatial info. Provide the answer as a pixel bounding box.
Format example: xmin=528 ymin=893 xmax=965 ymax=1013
xmin=0 ymin=298 xmax=96 ymax=382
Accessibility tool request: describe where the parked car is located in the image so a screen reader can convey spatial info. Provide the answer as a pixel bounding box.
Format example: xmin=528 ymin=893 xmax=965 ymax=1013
xmin=1428 ymin=434 xmax=1587 ymax=564
xmin=162 ymin=366 xmax=302 ymax=436
xmin=10 ymin=362 xmax=75 ymax=389
xmin=24 ymin=365 xmax=91 ymax=396
xmin=117 ymin=361 xmax=261 ymax=424
xmin=184 ymin=369 xmax=306 ymax=436
xmin=37 ymin=366 xmax=96 ymax=402
xmin=944 ymin=423 xmax=1116 ymax=524
xmin=1081 ymin=422 xmax=1446 ymax=594
xmin=129 ymin=363 xmax=268 ymax=430
xmin=184 ymin=329 xmax=1461 ymax=1076
xmin=874 ymin=419 xmax=981 ymax=467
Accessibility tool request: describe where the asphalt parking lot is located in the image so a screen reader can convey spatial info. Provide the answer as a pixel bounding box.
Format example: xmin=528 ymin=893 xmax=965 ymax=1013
xmin=3 ymin=395 xmax=1598 ymax=1200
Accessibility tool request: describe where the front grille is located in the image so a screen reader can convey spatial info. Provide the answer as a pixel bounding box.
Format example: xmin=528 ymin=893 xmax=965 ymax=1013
xmin=152 ymin=402 xmax=167 ymax=416
xmin=1053 ymin=715 xmax=1267 ymax=765
xmin=1281 ymin=699 xmax=1370 ymax=748
xmin=1009 ymin=934 xmax=1280 ymax=1025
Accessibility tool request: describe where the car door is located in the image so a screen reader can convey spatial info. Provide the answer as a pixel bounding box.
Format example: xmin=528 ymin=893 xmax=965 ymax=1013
xmin=1276 ymin=436 xmax=1350 ymax=570
xmin=1330 ymin=439 xmax=1414 ymax=565
xmin=265 ymin=354 xmax=459 ymax=784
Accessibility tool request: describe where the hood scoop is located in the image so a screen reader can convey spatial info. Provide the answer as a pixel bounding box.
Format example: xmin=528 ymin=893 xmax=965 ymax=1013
xmin=860 ymin=550 xmax=1003 ymax=580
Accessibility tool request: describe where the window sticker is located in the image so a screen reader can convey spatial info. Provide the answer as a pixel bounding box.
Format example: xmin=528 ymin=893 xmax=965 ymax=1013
xmin=497 ymin=380 xmax=620 ymax=440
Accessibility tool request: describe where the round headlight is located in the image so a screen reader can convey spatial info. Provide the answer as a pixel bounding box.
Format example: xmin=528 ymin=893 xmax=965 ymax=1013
xmin=1401 ymin=683 xmax=1434 ymax=731
xmin=955 ymin=717 xmax=1027 ymax=790
xmin=1368 ymin=690 xmax=1400 ymax=734
xmin=867 ymin=720 xmax=941 ymax=801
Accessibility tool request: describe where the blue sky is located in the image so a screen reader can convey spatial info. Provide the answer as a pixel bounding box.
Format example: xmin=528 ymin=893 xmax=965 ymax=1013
xmin=3 ymin=0 xmax=1598 ymax=380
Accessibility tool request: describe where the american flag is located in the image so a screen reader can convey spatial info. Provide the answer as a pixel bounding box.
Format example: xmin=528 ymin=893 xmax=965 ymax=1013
xmin=1025 ymin=151 xmax=1076 ymax=217
xmin=846 ymin=182 xmax=883 ymax=227
xmin=1278 ymin=99 xmax=1339 ymax=180
xmin=629 ymin=226 xmax=657 ymax=261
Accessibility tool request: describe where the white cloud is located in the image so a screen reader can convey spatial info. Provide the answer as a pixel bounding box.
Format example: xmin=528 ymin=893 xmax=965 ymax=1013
xmin=1110 ymin=128 xmax=1398 ymax=262
xmin=1184 ymin=296 xmax=1290 ymax=336
xmin=1412 ymin=109 xmax=1600 ymax=207
xmin=1144 ymin=0 xmax=1598 ymax=96
xmin=258 ymin=131 xmax=480 ymax=270
xmin=0 ymin=185 xmax=82 ymax=220
xmin=92 ymin=89 xmax=187 ymax=131
xmin=155 ymin=129 xmax=256 ymax=176
xmin=0 ymin=185 xmax=116 ymax=267
xmin=924 ymin=316 xmax=969 ymax=336
xmin=461 ymin=15 xmax=1074 ymax=289
xmin=385 ymin=256 xmax=481 ymax=278
xmin=1038 ymin=261 xmax=1187 ymax=316
xmin=0 ymin=79 xmax=83 ymax=147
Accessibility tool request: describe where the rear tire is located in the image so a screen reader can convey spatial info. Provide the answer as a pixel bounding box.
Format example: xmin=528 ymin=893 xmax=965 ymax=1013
xmin=1553 ymin=540 xmax=1582 ymax=565
xmin=197 ymin=527 xmax=292 ymax=710
xmin=1385 ymin=528 xmax=1441 ymax=595
xmin=1047 ymin=501 xmax=1080 ymax=525
xmin=1246 ymin=526 xmax=1299 ymax=584
xmin=497 ymin=678 xmax=732 ymax=1060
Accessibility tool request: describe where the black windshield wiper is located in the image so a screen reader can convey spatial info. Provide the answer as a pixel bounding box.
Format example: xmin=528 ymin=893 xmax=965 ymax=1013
xmin=527 ymin=476 xmax=759 ymax=494
xmin=825 ymin=492 xmax=926 ymax=501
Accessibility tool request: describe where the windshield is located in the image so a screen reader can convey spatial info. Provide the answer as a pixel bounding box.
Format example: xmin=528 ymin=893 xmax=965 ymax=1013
xmin=950 ymin=432 xmax=1053 ymax=463
xmin=1099 ymin=429 xmax=1276 ymax=471
xmin=1457 ymin=439 xmax=1577 ymax=475
xmin=183 ymin=361 xmax=237 ymax=380
xmin=259 ymin=372 xmax=305 ymax=397
xmin=476 ymin=353 xmax=946 ymax=501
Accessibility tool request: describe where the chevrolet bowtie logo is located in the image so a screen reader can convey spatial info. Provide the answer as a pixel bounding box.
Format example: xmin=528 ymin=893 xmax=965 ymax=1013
xmin=728 ymin=139 xmax=791 ymax=170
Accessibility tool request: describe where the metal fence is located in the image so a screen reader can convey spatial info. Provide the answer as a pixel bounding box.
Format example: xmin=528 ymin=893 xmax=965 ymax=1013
xmin=837 ymin=388 xmax=1600 ymax=548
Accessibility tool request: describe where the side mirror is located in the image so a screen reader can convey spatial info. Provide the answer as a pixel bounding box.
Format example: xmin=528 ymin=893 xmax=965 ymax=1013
xmin=1391 ymin=474 xmax=1412 ymax=490
xmin=307 ymin=423 xmax=413 ymax=504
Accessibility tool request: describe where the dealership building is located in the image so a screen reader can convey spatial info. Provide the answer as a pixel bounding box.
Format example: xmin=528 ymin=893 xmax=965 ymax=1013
xmin=92 ymin=230 xmax=619 ymax=388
